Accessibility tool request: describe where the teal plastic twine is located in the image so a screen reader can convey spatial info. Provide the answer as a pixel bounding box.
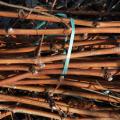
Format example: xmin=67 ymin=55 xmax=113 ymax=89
xmin=35 ymin=21 xmax=46 ymax=29
xmin=61 ymin=18 xmax=75 ymax=79
xmin=50 ymin=18 xmax=75 ymax=96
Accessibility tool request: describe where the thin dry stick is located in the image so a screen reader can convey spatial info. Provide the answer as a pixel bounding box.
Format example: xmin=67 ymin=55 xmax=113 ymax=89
xmin=0 ymin=11 xmax=94 ymax=26
xmin=0 ymin=111 xmax=12 ymax=119
xmin=0 ymin=28 xmax=120 ymax=36
xmin=2 ymin=85 xmax=120 ymax=103
xmin=13 ymin=79 xmax=120 ymax=92
xmin=37 ymin=35 xmax=44 ymax=57
xmin=0 ymin=1 xmax=55 ymax=17
xmin=0 ymin=93 xmax=119 ymax=118
xmin=0 ymin=11 xmax=120 ymax=27
xmin=51 ymin=0 xmax=57 ymax=9
xmin=0 ymin=104 xmax=63 ymax=120
xmin=0 ymin=60 xmax=119 ymax=71
xmin=0 ymin=47 xmax=119 ymax=64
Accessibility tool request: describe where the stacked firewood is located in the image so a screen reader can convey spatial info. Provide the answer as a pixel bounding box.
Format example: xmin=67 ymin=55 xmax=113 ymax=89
xmin=0 ymin=0 xmax=120 ymax=120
